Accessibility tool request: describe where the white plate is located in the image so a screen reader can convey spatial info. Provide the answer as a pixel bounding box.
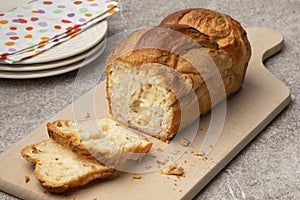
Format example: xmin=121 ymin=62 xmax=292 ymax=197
xmin=0 ymin=1 xmax=107 ymax=64
xmin=0 ymin=38 xmax=105 ymax=72
xmin=0 ymin=61 xmax=82 ymax=79
xmin=0 ymin=40 xmax=106 ymax=79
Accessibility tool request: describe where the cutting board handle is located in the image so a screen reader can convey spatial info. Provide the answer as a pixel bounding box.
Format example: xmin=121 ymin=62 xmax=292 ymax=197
xmin=245 ymin=26 xmax=290 ymax=102
xmin=246 ymin=27 xmax=284 ymax=62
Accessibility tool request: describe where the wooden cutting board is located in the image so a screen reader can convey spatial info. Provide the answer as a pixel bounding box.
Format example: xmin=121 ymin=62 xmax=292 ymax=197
xmin=0 ymin=27 xmax=290 ymax=200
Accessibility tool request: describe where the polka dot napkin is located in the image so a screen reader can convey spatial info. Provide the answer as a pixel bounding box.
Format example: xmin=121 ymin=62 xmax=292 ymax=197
xmin=0 ymin=0 xmax=119 ymax=63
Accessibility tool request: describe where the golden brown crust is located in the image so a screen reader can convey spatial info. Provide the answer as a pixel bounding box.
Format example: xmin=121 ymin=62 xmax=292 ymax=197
xmin=160 ymin=8 xmax=251 ymax=83
xmin=34 ymin=165 xmax=114 ymax=193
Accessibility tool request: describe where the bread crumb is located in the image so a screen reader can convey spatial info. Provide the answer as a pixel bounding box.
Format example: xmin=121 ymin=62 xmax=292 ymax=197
xmin=156 ymin=147 xmax=163 ymax=152
xmin=132 ymin=173 xmax=142 ymax=179
xmin=179 ymin=189 xmax=182 ymax=192
xmin=151 ymin=155 xmax=156 ymax=159
xmin=160 ymin=159 xmax=169 ymax=165
xmin=179 ymin=138 xmax=190 ymax=147
xmin=170 ymin=149 xmax=180 ymax=155
xmin=145 ymin=165 xmax=152 ymax=169
xmin=25 ymin=176 xmax=30 ymax=183
xmin=159 ymin=163 xmax=184 ymax=176
xmin=189 ymin=149 xmax=204 ymax=157
xmin=85 ymin=112 xmax=91 ymax=119
xmin=93 ymin=198 xmax=97 ymax=200
xmin=202 ymin=156 xmax=209 ymax=161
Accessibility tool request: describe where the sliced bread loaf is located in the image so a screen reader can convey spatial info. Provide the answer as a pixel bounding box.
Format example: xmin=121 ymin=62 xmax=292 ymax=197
xmin=106 ymin=9 xmax=251 ymax=141
xmin=21 ymin=139 xmax=115 ymax=193
xmin=47 ymin=118 xmax=153 ymax=164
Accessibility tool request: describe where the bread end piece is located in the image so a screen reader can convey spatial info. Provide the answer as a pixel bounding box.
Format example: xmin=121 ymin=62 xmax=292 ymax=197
xmin=21 ymin=139 xmax=114 ymax=193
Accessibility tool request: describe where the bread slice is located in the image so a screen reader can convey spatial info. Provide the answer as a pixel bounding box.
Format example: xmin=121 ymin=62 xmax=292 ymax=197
xmin=21 ymin=139 xmax=115 ymax=193
xmin=47 ymin=118 xmax=153 ymax=164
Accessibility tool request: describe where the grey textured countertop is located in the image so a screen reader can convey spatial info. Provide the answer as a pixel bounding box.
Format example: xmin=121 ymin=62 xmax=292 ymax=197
xmin=0 ymin=0 xmax=299 ymax=199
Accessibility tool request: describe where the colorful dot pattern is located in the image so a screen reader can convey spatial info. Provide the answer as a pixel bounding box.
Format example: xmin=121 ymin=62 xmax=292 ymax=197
xmin=0 ymin=0 xmax=119 ymax=62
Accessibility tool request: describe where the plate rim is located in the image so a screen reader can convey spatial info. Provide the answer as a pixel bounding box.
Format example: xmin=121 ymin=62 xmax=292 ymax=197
xmin=0 ymin=37 xmax=106 ymax=72
xmin=0 ymin=40 xmax=106 ymax=79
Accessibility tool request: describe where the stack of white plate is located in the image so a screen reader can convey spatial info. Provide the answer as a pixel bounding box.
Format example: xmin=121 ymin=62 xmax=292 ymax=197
xmin=0 ymin=20 xmax=107 ymax=79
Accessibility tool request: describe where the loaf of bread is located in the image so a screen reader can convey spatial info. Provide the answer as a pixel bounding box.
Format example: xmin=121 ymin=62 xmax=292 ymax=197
xmin=47 ymin=117 xmax=152 ymax=164
xmin=106 ymin=8 xmax=251 ymax=141
xmin=21 ymin=139 xmax=115 ymax=193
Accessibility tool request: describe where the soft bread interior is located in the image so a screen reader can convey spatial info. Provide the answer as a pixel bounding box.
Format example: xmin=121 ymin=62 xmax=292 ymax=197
xmin=21 ymin=139 xmax=114 ymax=193
xmin=107 ymin=62 xmax=179 ymax=141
